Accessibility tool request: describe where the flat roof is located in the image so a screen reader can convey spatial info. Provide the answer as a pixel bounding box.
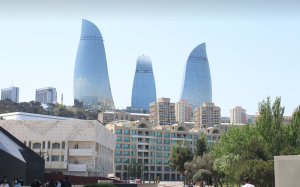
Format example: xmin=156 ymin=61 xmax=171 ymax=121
xmin=0 ymin=112 xmax=80 ymax=120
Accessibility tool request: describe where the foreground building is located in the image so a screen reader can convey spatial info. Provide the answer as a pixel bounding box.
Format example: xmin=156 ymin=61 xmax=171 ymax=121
xmin=0 ymin=112 xmax=80 ymax=120
xmin=150 ymin=98 xmax=176 ymax=126
xmin=73 ymin=19 xmax=115 ymax=111
xmin=179 ymin=43 xmax=212 ymax=110
xmin=35 ymin=87 xmax=56 ymax=104
xmin=194 ymin=102 xmax=221 ymax=128
xmin=0 ymin=120 xmax=116 ymax=177
xmin=175 ymin=100 xmax=192 ymax=123
xmin=105 ymin=119 xmax=222 ymax=181
xmin=230 ymin=106 xmax=247 ymax=124
xmin=1 ymin=86 xmax=19 ymax=103
xmin=131 ymin=55 xmax=157 ymax=112
xmin=98 ymin=111 xmax=150 ymax=123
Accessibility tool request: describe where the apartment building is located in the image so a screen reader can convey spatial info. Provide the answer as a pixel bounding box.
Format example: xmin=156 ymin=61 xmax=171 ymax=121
xmin=0 ymin=120 xmax=116 ymax=177
xmin=194 ymin=102 xmax=221 ymax=128
xmin=175 ymin=100 xmax=192 ymax=123
xmin=150 ymin=98 xmax=176 ymax=126
xmin=230 ymin=106 xmax=247 ymax=124
xmin=221 ymin=117 xmax=230 ymax=123
xmin=98 ymin=111 xmax=150 ymax=123
xmin=250 ymin=112 xmax=292 ymax=124
xmin=105 ymin=119 xmax=222 ymax=181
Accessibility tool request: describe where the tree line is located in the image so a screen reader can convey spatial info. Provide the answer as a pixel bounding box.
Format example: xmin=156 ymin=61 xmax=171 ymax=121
xmin=169 ymin=97 xmax=300 ymax=187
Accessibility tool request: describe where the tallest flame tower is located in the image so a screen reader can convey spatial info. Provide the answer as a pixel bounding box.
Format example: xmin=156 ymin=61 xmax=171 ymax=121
xmin=73 ymin=19 xmax=115 ymax=111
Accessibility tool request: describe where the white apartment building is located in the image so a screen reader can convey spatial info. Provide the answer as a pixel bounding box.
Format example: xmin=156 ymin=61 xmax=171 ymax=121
xmin=105 ymin=119 xmax=222 ymax=181
xmin=230 ymin=106 xmax=247 ymax=124
xmin=194 ymin=102 xmax=221 ymax=128
xmin=36 ymin=87 xmax=56 ymax=104
xmin=0 ymin=120 xmax=116 ymax=177
xmin=1 ymin=87 xmax=19 ymax=103
xmin=175 ymin=100 xmax=192 ymax=123
xmin=98 ymin=111 xmax=150 ymax=123
xmin=150 ymin=98 xmax=176 ymax=126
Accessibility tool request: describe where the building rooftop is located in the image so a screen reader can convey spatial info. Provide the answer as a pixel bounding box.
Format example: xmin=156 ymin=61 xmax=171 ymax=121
xmin=0 ymin=112 xmax=80 ymax=120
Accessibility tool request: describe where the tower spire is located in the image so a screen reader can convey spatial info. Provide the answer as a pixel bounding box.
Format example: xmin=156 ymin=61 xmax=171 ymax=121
xmin=61 ymin=93 xmax=63 ymax=105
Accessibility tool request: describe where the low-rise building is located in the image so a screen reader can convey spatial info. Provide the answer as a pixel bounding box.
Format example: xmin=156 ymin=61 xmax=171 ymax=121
xmin=0 ymin=120 xmax=116 ymax=177
xmin=98 ymin=111 xmax=150 ymax=123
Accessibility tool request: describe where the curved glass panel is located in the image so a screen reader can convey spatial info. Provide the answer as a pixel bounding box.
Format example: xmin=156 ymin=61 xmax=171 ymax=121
xmin=73 ymin=19 xmax=115 ymax=111
xmin=179 ymin=43 xmax=212 ymax=110
xmin=131 ymin=55 xmax=157 ymax=111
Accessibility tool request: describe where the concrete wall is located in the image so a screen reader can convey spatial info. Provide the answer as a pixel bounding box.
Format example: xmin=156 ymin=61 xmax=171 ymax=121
xmin=274 ymin=155 xmax=300 ymax=187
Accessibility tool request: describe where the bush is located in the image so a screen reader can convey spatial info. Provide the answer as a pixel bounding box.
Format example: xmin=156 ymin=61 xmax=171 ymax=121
xmin=83 ymin=184 xmax=117 ymax=187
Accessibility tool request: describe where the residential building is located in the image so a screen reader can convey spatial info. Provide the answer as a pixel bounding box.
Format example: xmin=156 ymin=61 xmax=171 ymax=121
xmin=73 ymin=19 xmax=115 ymax=111
xmin=247 ymin=115 xmax=256 ymax=124
xmin=150 ymin=98 xmax=175 ymax=126
xmin=0 ymin=120 xmax=116 ymax=177
xmin=175 ymin=100 xmax=192 ymax=123
xmin=194 ymin=102 xmax=221 ymax=128
xmin=230 ymin=106 xmax=247 ymax=124
xmin=98 ymin=111 xmax=150 ymax=123
xmin=0 ymin=112 xmax=80 ymax=120
xmin=1 ymin=87 xmax=19 ymax=103
xmin=251 ymin=112 xmax=292 ymax=124
xmin=35 ymin=87 xmax=56 ymax=104
xmin=179 ymin=43 xmax=212 ymax=110
xmin=221 ymin=117 xmax=230 ymax=123
xmin=131 ymin=55 xmax=157 ymax=112
xmin=105 ymin=119 xmax=222 ymax=181
xmin=0 ymin=126 xmax=45 ymax=185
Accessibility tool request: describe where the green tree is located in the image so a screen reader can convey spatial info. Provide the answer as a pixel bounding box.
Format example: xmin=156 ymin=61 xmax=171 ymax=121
xmin=193 ymin=169 xmax=211 ymax=187
xmin=195 ymin=136 xmax=207 ymax=157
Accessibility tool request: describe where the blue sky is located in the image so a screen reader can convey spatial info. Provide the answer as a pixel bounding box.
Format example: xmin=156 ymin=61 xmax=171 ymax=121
xmin=0 ymin=0 xmax=299 ymax=117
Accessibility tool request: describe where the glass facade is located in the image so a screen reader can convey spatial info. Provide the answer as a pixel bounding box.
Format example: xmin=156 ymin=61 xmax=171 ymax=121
xmin=179 ymin=43 xmax=212 ymax=110
xmin=73 ymin=19 xmax=115 ymax=111
xmin=131 ymin=55 xmax=157 ymax=111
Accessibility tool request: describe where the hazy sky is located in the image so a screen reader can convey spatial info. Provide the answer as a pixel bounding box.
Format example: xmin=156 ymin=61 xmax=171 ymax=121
xmin=0 ymin=0 xmax=299 ymax=117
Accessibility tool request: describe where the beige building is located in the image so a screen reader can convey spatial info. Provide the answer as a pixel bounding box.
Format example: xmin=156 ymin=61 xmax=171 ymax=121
xmin=150 ymin=98 xmax=176 ymax=126
xmin=194 ymin=102 xmax=221 ymax=128
xmin=105 ymin=119 xmax=222 ymax=181
xmin=0 ymin=120 xmax=116 ymax=177
xmin=98 ymin=111 xmax=150 ymax=123
xmin=175 ymin=100 xmax=192 ymax=123
xmin=230 ymin=106 xmax=247 ymax=124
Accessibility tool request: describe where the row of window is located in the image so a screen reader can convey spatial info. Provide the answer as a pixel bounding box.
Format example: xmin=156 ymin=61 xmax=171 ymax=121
xmin=47 ymin=155 xmax=64 ymax=162
xmin=116 ymin=151 xmax=170 ymax=157
xmin=116 ymin=165 xmax=172 ymax=171
xmin=116 ymin=130 xmax=199 ymax=139
xmin=116 ymin=144 xmax=172 ymax=151
xmin=116 ymin=158 xmax=169 ymax=165
xmin=30 ymin=142 xmax=65 ymax=149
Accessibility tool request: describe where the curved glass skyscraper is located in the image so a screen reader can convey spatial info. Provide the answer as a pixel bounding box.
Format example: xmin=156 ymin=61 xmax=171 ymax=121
xmin=131 ymin=55 xmax=157 ymax=111
xmin=73 ymin=19 xmax=115 ymax=111
xmin=179 ymin=43 xmax=212 ymax=110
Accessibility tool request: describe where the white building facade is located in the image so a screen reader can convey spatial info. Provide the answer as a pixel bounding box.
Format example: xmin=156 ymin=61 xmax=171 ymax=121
xmin=36 ymin=87 xmax=56 ymax=104
xmin=0 ymin=120 xmax=116 ymax=177
xmin=230 ymin=106 xmax=247 ymax=124
xmin=175 ymin=100 xmax=192 ymax=123
xmin=1 ymin=87 xmax=19 ymax=103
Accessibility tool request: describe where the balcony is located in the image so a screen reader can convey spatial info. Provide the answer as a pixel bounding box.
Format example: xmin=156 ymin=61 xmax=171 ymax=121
xmin=68 ymin=164 xmax=87 ymax=171
xmin=138 ymin=140 xmax=149 ymax=145
xmin=69 ymin=149 xmax=93 ymax=156
xmin=138 ymin=148 xmax=149 ymax=152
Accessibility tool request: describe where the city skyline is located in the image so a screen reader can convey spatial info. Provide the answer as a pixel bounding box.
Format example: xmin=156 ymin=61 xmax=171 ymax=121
xmin=0 ymin=1 xmax=299 ymax=117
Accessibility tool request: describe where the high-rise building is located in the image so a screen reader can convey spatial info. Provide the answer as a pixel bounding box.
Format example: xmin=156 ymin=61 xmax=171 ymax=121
xmin=194 ymin=102 xmax=221 ymax=128
xmin=35 ymin=87 xmax=56 ymax=104
xmin=179 ymin=43 xmax=212 ymax=110
xmin=131 ymin=55 xmax=157 ymax=112
xmin=73 ymin=19 xmax=115 ymax=111
xmin=230 ymin=106 xmax=247 ymax=124
xmin=1 ymin=87 xmax=19 ymax=103
xmin=150 ymin=98 xmax=175 ymax=126
xmin=175 ymin=100 xmax=192 ymax=123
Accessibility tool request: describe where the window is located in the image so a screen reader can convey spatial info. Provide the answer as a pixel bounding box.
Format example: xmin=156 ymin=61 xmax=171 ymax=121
xmin=43 ymin=142 xmax=45 ymax=149
xmin=207 ymin=136 xmax=211 ymax=140
xmin=157 ymin=166 xmax=162 ymax=171
xmin=157 ymin=132 xmax=162 ymax=137
xmin=116 ymin=129 xmax=122 ymax=134
xmin=52 ymin=143 xmax=60 ymax=149
xmin=188 ymin=135 xmax=192 ymax=139
xmin=124 ymin=137 xmax=130 ymax=142
xmin=61 ymin=156 xmax=64 ymax=162
xmin=132 ymin=158 xmax=136 ymax=163
xmin=150 ymin=159 xmax=155 ymax=164
xmin=164 ymin=146 xmax=170 ymax=151
xmin=62 ymin=142 xmax=65 ymax=149
xmin=123 ymin=151 xmax=130 ymax=156
xmin=132 ymin=144 xmax=136 ymax=149
xmin=150 ymin=139 xmax=155 ymax=142
xmin=157 ymin=139 xmax=162 ymax=144
xmin=117 ymin=136 xmax=122 ymax=141
xmin=132 ymin=137 xmax=137 ymax=141
xmin=171 ymin=140 xmax=176 ymax=143
xmin=164 ymin=153 xmax=169 ymax=158
xmin=132 ymin=130 xmax=136 ymax=135
xmin=194 ymin=135 xmax=199 ymax=139
xmin=157 ymin=152 xmax=162 ymax=158
xmin=189 ymin=141 xmax=192 ymax=144
xmin=51 ymin=156 xmax=59 ymax=161
xmin=194 ymin=141 xmax=197 ymax=145
xmin=124 ymin=130 xmax=130 ymax=135
xmin=164 ymin=167 xmax=170 ymax=171
xmin=124 ymin=124 xmax=130 ymax=127
xmin=48 ymin=142 xmax=50 ymax=149
xmin=150 ymin=145 xmax=155 ymax=150
xmin=116 ymin=151 xmax=122 ymax=156
xmin=33 ymin=143 xmax=41 ymax=149
xmin=157 ymin=146 xmax=162 ymax=151
xmin=123 ymin=158 xmax=129 ymax=163
xmin=116 ymin=165 xmax=122 ymax=170
xmin=150 ymin=152 xmax=155 ymax=157
xmin=132 ymin=151 xmax=136 ymax=156
xmin=171 ymin=133 xmax=175 ymax=138
xmin=124 ymin=144 xmax=130 ymax=149
xmin=116 ymin=144 xmax=122 ymax=149
xmin=116 ymin=158 xmax=122 ymax=163
xmin=164 ymin=140 xmax=170 ymax=144
xmin=164 ymin=133 xmax=170 ymax=138
xmin=150 ymin=166 xmax=155 ymax=171
xmin=194 ymin=148 xmax=197 ymax=152
xmin=150 ymin=132 xmax=155 ymax=137
xmin=124 ymin=165 xmax=128 ymax=170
